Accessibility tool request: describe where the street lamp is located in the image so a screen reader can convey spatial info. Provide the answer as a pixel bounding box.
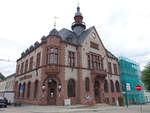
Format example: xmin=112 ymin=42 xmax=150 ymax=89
xmin=42 ymin=84 xmax=46 ymax=92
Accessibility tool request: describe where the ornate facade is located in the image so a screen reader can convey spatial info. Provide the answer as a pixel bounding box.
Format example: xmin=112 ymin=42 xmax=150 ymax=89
xmin=15 ymin=6 xmax=121 ymax=105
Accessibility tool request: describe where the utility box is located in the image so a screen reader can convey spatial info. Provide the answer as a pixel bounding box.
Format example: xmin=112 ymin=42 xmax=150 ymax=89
xmin=64 ymin=99 xmax=71 ymax=106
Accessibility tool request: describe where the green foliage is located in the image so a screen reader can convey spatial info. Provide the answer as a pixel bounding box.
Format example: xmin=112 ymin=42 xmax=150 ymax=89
xmin=142 ymin=62 xmax=150 ymax=92
xmin=118 ymin=96 xmax=124 ymax=106
xmin=0 ymin=72 xmax=5 ymax=80
xmin=14 ymin=101 xmax=23 ymax=106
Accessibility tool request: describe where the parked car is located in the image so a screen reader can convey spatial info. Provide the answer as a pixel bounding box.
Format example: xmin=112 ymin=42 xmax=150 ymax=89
xmin=0 ymin=97 xmax=7 ymax=108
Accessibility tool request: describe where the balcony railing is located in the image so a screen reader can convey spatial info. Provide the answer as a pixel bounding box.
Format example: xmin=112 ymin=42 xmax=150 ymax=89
xmin=91 ymin=69 xmax=107 ymax=78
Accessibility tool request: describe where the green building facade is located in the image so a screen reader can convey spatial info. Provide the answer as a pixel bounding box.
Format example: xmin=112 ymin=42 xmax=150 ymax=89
xmin=118 ymin=57 xmax=146 ymax=105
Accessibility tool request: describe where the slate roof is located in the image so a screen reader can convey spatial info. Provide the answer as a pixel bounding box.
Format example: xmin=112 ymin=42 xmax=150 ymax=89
xmin=18 ymin=26 xmax=117 ymax=61
xmin=106 ymin=49 xmax=118 ymax=60
xmin=58 ymin=26 xmax=94 ymax=45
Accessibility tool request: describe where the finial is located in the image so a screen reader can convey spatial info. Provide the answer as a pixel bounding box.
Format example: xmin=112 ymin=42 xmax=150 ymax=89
xmin=53 ymin=16 xmax=58 ymax=29
xmin=77 ymin=1 xmax=80 ymax=12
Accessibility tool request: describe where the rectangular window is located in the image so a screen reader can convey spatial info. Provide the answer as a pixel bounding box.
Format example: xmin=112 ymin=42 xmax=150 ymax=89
xmin=68 ymin=51 xmax=75 ymax=67
xmin=29 ymin=57 xmax=33 ymax=71
xmin=90 ymin=42 xmax=99 ymax=49
xmin=113 ymin=63 xmax=118 ymax=75
xmin=108 ymin=62 xmax=112 ymax=74
xmin=89 ymin=53 xmax=103 ymax=70
xmin=87 ymin=54 xmax=90 ymax=68
xmin=20 ymin=62 xmax=24 ymax=74
xmin=97 ymin=56 xmax=100 ymax=69
xmin=48 ymin=48 xmax=58 ymax=64
xmin=36 ymin=52 xmax=41 ymax=67
xmin=17 ymin=64 xmax=20 ymax=75
xmin=101 ymin=58 xmax=104 ymax=70
xmin=25 ymin=59 xmax=28 ymax=72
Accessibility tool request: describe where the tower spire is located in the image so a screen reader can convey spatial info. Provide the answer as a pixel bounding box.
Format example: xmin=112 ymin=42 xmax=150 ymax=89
xmin=71 ymin=5 xmax=86 ymax=35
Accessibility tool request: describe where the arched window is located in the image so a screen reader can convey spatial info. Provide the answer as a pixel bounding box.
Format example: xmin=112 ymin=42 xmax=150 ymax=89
xmin=110 ymin=80 xmax=114 ymax=92
xmin=104 ymin=80 xmax=109 ymax=93
xmin=85 ymin=77 xmax=90 ymax=92
xmin=34 ymin=80 xmax=39 ymax=98
xmin=22 ymin=82 xmax=26 ymax=98
xmin=115 ymin=81 xmax=120 ymax=92
xmin=68 ymin=79 xmax=75 ymax=97
xmin=18 ymin=83 xmax=22 ymax=97
xmin=27 ymin=82 xmax=31 ymax=98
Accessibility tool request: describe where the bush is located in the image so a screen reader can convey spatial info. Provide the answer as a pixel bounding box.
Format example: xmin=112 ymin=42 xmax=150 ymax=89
xmin=14 ymin=101 xmax=23 ymax=106
xmin=118 ymin=96 xmax=124 ymax=106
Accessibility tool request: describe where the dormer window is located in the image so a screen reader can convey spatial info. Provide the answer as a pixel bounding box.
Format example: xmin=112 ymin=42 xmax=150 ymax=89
xmin=48 ymin=48 xmax=58 ymax=64
xmin=66 ymin=37 xmax=73 ymax=43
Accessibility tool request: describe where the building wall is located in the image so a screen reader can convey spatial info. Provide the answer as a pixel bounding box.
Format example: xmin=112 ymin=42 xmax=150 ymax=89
xmin=64 ymin=44 xmax=78 ymax=81
xmin=0 ymin=80 xmax=6 ymax=96
xmin=14 ymin=28 xmax=122 ymax=106
xmin=119 ymin=57 xmax=146 ymax=104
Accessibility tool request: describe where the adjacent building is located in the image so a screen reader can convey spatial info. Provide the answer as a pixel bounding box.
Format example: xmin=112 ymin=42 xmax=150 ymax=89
xmin=118 ymin=57 xmax=146 ymax=104
xmin=15 ymin=6 xmax=121 ymax=105
xmin=0 ymin=73 xmax=15 ymax=104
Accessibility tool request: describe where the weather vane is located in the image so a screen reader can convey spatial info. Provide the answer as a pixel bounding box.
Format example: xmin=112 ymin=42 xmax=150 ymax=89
xmin=78 ymin=1 xmax=79 ymax=7
xmin=54 ymin=16 xmax=59 ymax=29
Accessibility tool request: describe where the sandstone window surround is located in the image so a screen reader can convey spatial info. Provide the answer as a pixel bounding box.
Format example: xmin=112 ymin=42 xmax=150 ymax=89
xmin=68 ymin=79 xmax=76 ymax=97
xmin=85 ymin=77 xmax=90 ymax=92
xmin=104 ymin=80 xmax=109 ymax=93
xmin=68 ymin=51 xmax=75 ymax=67
xmin=20 ymin=62 xmax=24 ymax=74
xmin=16 ymin=64 xmax=20 ymax=75
xmin=48 ymin=48 xmax=58 ymax=64
xmin=36 ymin=52 xmax=41 ymax=67
xmin=113 ymin=63 xmax=118 ymax=75
xmin=87 ymin=53 xmax=104 ymax=70
xmin=29 ymin=56 xmax=33 ymax=71
xmin=25 ymin=59 xmax=28 ymax=72
xmin=108 ymin=62 xmax=112 ymax=74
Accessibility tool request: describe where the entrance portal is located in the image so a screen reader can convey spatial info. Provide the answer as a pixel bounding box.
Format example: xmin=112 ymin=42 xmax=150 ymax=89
xmin=47 ymin=79 xmax=57 ymax=105
xmin=94 ymin=80 xmax=101 ymax=103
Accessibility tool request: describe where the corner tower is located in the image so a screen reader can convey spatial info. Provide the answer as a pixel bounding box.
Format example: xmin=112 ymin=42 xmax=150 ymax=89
xmin=71 ymin=6 xmax=86 ymax=36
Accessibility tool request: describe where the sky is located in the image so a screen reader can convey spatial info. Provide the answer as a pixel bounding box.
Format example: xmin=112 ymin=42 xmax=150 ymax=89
xmin=0 ymin=0 xmax=150 ymax=76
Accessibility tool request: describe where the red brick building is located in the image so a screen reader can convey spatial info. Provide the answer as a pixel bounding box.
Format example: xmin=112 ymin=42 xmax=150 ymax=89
xmin=15 ymin=6 xmax=121 ymax=105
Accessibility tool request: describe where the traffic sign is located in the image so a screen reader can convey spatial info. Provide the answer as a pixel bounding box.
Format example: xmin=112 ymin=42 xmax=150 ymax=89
xmin=135 ymin=84 xmax=142 ymax=91
xmin=126 ymin=83 xmax=131 ymax=91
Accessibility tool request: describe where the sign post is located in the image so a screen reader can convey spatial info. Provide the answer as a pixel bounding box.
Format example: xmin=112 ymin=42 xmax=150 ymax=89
xmin=135 ymin=84 xmax=142 ymax=113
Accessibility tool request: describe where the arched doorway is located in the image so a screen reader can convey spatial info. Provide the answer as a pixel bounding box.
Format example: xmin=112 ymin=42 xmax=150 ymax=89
xmin=47 ymin=78 xmax=57 ymax=105
xmin=94 ymin=80 xmax=101 ymax=103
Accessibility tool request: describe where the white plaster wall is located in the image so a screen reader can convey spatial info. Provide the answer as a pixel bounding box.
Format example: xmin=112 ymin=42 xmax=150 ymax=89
xmin=0 ymin=80 xmax=6 ymax=92
xmin=5 ymin=76 xmax=15 ymax=91
xmin=64 ymin=44 xmax=78 ymax=80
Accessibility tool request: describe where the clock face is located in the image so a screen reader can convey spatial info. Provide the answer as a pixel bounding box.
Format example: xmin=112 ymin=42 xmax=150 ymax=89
xmin=91 ymin=32 xmax=96 ymax=39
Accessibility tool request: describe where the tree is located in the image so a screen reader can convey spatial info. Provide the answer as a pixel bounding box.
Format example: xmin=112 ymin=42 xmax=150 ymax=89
xmin=142 ymin=62 xmax=150 ymax=92
xmin=0 ymin=72 xmax=5 ymax=80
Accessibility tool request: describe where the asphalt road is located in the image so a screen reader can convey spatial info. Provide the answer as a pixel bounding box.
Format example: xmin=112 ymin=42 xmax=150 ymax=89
xmin=0 ymin=103 xmax=150 ymax=113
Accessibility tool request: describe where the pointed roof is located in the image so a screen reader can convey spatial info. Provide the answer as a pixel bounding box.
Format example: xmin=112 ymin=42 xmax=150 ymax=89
xmin=49 ymin=28 xmax=60 ymax=37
